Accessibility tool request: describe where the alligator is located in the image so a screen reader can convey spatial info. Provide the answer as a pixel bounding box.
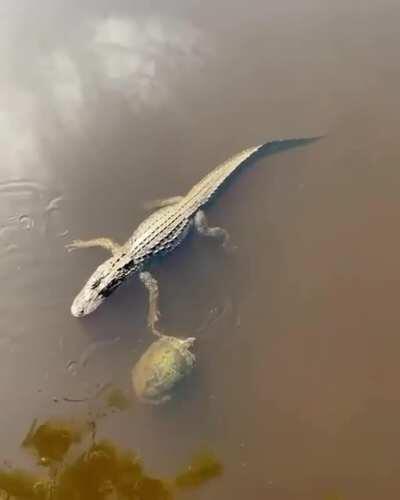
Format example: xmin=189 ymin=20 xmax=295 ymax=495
xmin=68 ymin=136 xmax=319 ymax=333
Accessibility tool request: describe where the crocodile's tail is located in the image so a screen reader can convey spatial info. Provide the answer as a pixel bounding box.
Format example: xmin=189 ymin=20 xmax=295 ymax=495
xmin=185 ymin=135 xmax=324 ymax=211
xmin=255 ymin=135 xmax=324 ymax=159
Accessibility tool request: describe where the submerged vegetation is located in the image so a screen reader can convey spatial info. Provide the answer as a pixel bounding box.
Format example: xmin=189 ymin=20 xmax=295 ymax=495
xmin=0 ymin=392 xmax=222 ymax=500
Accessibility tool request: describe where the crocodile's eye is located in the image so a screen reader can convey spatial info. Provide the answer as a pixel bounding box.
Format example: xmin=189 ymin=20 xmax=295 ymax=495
xmin=99 ymin=278 xmax=121 ymax=298
xmin=91 ymin=278 xmax=103 ymax=290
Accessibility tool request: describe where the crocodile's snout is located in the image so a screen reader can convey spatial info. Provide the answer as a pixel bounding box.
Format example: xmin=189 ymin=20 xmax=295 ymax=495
xmin=71 ymin=286 xmax=105 ymax=317
xmin=70 ymin=300 xmax=85 ymax=317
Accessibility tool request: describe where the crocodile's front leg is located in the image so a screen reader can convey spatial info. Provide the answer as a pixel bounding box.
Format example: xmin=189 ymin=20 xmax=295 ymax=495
xmin=144 ymin=195 xmax=184 ymax=211
xmin=66 ymin=238 xmax=122 ymax=257
xmin=139 ymin=271 xmax=163 ymax=337
xmin=194 ymin=210 xmax=236 ymax=253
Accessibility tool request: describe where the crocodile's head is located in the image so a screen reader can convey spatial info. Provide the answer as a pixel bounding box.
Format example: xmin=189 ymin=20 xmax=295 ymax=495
xmin=71 ymin=255 xmax=138 ymax=317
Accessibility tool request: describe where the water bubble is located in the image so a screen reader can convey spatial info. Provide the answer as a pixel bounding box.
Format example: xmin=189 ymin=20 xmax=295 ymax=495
xmin=66 ymin=360 xmax=78 ymax=376
xmin=19 ymin=214 xmax=34 ymax=230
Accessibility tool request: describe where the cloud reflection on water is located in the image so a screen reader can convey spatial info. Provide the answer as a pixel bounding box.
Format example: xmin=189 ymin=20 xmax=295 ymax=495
xmin=0 ymin=10 xmax=208 ymax=175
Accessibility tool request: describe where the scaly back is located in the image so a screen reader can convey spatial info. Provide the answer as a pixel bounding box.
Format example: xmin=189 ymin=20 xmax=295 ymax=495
xmin=181 ymin=145 xmax=262 ymax=214
xmin=180 ymin=137 xmax=318 ymax=216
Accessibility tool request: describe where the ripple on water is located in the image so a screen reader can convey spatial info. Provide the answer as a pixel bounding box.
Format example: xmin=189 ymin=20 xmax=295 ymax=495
xmin=0 ymin=180 xmax=68 ymax=239
xmin=18 ymin=214 xmax=34 ymax=230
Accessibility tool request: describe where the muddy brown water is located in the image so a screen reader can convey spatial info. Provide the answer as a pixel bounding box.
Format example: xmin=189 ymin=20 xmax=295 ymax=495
xmin=1 ymin=0 xmax=400 ymax=498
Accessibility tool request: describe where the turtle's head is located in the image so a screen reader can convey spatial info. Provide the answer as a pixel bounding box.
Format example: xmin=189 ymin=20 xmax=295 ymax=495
xmin=71 ymin=258 xmax=123 ymax=317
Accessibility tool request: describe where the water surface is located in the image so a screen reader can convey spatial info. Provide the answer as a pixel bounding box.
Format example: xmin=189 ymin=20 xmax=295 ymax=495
xmin=1 ymin=0 xmax=400 ymax=498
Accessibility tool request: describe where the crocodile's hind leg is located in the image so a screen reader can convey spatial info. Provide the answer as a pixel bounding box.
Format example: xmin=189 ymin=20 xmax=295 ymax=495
xmin=194 ymin=210 xmax=237 ymax=253
xmin=144 ymin=195 xmax=184 ymax=211
xmin=66 ymin=238 xmax=122 ymax=256
xmin=139 ymin=271 xmax=163 ymax=337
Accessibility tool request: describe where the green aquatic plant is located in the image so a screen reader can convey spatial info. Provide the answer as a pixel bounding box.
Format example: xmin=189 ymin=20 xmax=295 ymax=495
xmin=22 ymin=418 xmax=87 ymax=464
xmin=175 ymin=450 xmax=223 ymax=488
xmin=1 ymin=413 xmax=222 ymax=499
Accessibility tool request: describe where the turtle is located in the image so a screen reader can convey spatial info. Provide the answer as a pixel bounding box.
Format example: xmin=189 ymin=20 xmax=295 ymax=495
xmin=132 ymin=335 xmax=195 ymax=404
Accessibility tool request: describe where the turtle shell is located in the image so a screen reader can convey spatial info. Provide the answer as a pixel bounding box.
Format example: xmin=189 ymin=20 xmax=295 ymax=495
xmin=132 ymin=335 xmax=195 ymax=404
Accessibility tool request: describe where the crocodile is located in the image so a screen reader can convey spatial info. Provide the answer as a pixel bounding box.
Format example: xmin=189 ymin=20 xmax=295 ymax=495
xmin=68 ymin=136 xmax=320 ymax=331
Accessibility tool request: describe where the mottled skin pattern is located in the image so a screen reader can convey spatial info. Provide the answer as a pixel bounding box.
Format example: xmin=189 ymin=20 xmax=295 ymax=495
xmin=132 ymin=335 xmax=196 ymax=404
xmin=68 ymin=137 xmax=319 ymax=329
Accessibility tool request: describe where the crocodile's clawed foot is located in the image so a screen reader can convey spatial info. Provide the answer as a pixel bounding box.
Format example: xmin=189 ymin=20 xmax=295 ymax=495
xmin=151 ymin=327 xmax=163 ymax=338
xmin=144 ymin=195 xmax=184 ymax=211
xmin=66 ymin=237 xmax=122 ymax=256
xmin=65 ymin=239 xmax=84 ymax=252
xmin=139 ymin=271 xmax=163 ymax=337
xmin=219 ymin=230 xmax=238 ymax=255
xmin=222 ymin=240 xmax=238 ymax=255
xmin=194 ymin=210 xmax=236 ymax=254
